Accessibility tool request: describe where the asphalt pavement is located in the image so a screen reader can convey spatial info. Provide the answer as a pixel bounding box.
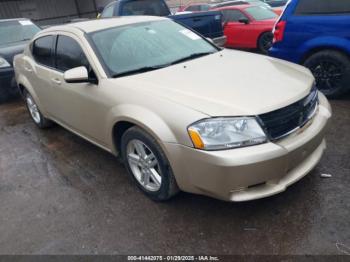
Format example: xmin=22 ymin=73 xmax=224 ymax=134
xmin=0 ymin=94 xmax=349 ymax=255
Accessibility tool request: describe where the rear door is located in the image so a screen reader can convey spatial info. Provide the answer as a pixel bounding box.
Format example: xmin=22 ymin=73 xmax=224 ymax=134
xmin=27 ymin=35 xmax=56 ymax=114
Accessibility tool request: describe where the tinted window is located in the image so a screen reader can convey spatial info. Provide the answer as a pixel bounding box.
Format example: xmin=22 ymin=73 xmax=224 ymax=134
xmin=186 ymin=5 xmax=201 ymax=12
xmin=0 ymin=20 xmax=40 ymax=47
xmin=295 ymin=0 xmax=350 ymax=15
xmin=185 ymin=5 xmax=210 ymax=12
xmin=32 ymin=36 xmax=54 ymax=67
xmin=121 ymin=0 xmax=170 ymax=16
xmin=55 ymin=35 xmax=89 ymax=71
xmin=245 ymin=6 xmax=277 ymax=20
xmin=101 ymin=4 xmax=114 ymax=17
xmin=222 ymin=10 xmax=247 ymax=22
xmin=215 ymin=1 xmax=246 ymax=8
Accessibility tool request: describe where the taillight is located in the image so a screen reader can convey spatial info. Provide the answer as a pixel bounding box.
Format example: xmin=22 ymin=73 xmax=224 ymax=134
xmin=273 ymin=21 xmax=286 ymax=43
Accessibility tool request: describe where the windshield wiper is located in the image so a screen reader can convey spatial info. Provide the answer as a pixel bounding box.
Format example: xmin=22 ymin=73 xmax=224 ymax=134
xmin=169 ymin=52 xmax=215 ymax=66
xmin=113 ymin=64 xmax=169 ymax=78
xmin=112 ymin=52 xmax=215 ymax=78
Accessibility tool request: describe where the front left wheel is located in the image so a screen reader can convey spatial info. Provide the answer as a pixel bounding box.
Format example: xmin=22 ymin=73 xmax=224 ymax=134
xmin=121 ymin=127 xmax=179 ymax=201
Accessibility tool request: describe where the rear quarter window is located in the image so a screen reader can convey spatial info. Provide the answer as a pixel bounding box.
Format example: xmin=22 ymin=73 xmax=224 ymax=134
xmin=295 ymin=0 xmax=350 ymax=15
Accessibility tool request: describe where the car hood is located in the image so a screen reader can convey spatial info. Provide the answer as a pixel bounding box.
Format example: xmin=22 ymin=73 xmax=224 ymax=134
xmin=111 ymin=49 xmax=314 ymax=116
xmin=0 ymin=42 xmax=27 ymax=66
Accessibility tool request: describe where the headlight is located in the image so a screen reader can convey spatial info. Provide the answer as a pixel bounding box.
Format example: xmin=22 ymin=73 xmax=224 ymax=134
xmin=188 ymin=117 xmax=267 ymax=150
xmin=0 ymin=57 xmax=11 ymax=68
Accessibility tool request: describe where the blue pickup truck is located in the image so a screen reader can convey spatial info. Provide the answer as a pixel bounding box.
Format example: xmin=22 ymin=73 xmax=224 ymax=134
xmin=100 ymin=0 xmax=226 ymax=46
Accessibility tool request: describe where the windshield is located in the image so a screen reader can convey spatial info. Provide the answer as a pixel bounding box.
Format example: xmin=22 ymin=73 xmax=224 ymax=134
xmin=245 ymin=6 xmax=277 ymax=20
xmin=0 ymin=20 xmax=40 ymax=46
xmin=90 ymin=20 xmax=218 ymax=77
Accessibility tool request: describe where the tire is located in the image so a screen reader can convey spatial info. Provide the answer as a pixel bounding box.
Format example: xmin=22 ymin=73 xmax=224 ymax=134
xmin=304 ymin=50 xmax=350 ymax=98
xmin=121 ymin=126 xmax=179 ymax=201
xmin=258 ymin=32 xmax=273 ymax=55
xmin=24 ymin=90 xmax=53 ymax=129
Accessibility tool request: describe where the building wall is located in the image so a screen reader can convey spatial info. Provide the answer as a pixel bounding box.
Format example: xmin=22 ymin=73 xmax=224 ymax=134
xmin=0 ymin=0 xmax=98 ymax=25
xmin=0 ymin=0 xmax=214 ymax=26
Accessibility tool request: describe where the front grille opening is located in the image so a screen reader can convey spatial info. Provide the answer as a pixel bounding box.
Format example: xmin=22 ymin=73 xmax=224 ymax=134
xmin=248 ymin=182 xmax=267 ymax=189
xmin=259 ymin=87 xmax=318 ymax=141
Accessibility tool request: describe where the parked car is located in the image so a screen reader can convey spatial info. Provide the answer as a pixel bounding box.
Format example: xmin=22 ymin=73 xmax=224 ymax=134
xmin=261 ymin=0 xmax=288 ymax=7
xmin=0 ymin=18 xmax=40 ymax=103
xmin=14 ymin=17 xmax=331 ymax=202
xmin=214 ymin=5 xmax=278 ymax=53
xmin=100 ymin=0 xmax=226 ymax=46
xmin=242 ymin=0 xmax=272 ymax=9
xmin=177 ymin=3 xmax=212 ymax=12
xmin=269 ymin=0 xmax=350 ymax=97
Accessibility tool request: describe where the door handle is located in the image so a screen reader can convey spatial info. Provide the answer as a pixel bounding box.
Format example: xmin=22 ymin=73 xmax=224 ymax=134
xmin=51 ymin=78 xmax=62 ymax=85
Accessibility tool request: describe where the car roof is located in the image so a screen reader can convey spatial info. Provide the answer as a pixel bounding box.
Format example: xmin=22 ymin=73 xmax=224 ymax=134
xmin=0 ymin=18 xmax=33 ymax=23
xmin=213 ymin=4 xmax=251 ymax=10
xmin=211 ymin=1 xmax=248 ymax=8
xmin=187 ymin=2 xmax=210 ymax=5
xmin=42 ymin=16 xmax=167 ymax=34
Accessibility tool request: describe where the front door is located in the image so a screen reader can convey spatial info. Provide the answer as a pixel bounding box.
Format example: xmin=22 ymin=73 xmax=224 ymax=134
xmin=222 ymin=9 xmax=251 ymax=48
xmin=48 ymin=33 xmax=108 ymax=146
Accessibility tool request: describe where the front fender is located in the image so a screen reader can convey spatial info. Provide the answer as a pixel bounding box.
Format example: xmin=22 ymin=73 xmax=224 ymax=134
xmin=106 ymin=104 xmax=178 ymax=154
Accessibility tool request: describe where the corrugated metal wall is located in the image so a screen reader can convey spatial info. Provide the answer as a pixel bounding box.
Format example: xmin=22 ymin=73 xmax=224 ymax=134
xmin=0 ymin=0 xmax=207 ymax=25
xmin=0 ymin=0 xmax=98 ymax=25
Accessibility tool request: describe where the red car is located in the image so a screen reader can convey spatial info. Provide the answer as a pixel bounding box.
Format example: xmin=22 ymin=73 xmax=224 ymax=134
xmin=213 ymin=5 xmax=278 ymax=53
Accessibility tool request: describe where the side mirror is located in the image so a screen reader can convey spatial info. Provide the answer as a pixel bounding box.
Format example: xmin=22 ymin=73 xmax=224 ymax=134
xmin=64 ymin=66 xmax=90 ymax=84
xmin=238 ymin=18 xmax=250 ymax=24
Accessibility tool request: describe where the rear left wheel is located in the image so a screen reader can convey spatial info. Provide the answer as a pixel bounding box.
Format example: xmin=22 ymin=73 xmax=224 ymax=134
xmin=24 ymin=90 xmax=53 ymax=128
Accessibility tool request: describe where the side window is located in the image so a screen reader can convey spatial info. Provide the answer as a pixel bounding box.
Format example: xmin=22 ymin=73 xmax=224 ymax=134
xmin=186 ymin=5 xmax=201 ymax=12
xmin=55 ymin=35 xmax=89 ymax=72
xmin=295 ymin=0 xmax=350 ymax=15
xmin=101 ymin=4 xmax=114 ymax=18
xmin=222 ymin=10 xmax=247 ymax=22
xmin=32 ymin=35 xmax=54 ymax=67
xmin=200 ymin=5 xmax=210 ymax=11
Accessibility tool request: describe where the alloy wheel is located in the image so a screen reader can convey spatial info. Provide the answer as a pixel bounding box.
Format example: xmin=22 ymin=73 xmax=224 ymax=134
xmin=126 ymin=139 xmax=162 ymax=192
xmin=26 ymin=94 xmax=41 ymax=124
xmin=310 ymin=60 xmax=344 ymax=92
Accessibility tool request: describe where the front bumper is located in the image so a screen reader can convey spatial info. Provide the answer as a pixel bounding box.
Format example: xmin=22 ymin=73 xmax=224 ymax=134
xmin=164 ymin=92 xmax=332 ymax=201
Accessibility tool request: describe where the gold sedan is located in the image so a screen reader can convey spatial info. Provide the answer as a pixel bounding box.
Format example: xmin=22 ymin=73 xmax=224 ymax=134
xmin=14 ymin=16 xmax=332 ymax=202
